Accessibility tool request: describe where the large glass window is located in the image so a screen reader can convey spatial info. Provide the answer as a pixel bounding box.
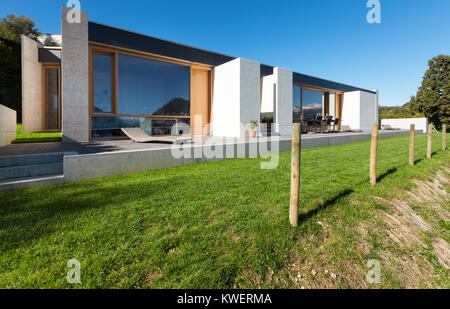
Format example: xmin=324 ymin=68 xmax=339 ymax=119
xmin=302 ymin=89 xmax=324 ymax=120
xmin=93 ymin=54 xmax=113 ymax=113
xmin=118 ymin=54 xmax=190 ymax=116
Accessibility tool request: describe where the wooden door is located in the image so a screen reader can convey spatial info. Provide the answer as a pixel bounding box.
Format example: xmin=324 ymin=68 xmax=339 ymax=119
xmin=190 ymin=67 xmax=212 ymax=135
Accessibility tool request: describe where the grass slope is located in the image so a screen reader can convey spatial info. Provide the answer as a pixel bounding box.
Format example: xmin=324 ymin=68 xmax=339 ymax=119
xmin=0 ymin=133 xmax=448 ymax=288
xmin=13 ymin=124 xmax=62 ymax=144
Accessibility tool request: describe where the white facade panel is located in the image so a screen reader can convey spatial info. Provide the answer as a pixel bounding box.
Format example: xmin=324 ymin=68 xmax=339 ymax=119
xmin=359 ymin=91 xmax=378 ymax=131
xmin=274 ymin=67 xmax=293 ymax=136
xmin=61 ymin=6 xmax=89 ymax=143
xmin=342 ymin=90 xmax=378 ymax=131
xmin=212 ymin=58 xmax=260 ymax=137
xmin=21 ymin=35 xmax=43 ymax=132
xmin=240 ymin=58 xmax=261 ymax=134
xmin=212 ymin=58 xmax=241 ymax=137
xmin=342 ymin=91 xmax=361 ymax=130
xmin=260 ymin=74 xmax=275 ymax=114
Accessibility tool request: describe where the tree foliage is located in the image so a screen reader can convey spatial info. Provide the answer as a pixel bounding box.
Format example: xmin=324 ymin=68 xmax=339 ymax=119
xmin=0 ymin=14 xmax=40 ymax=42
xmin=378 ymin=102 xmax=423 ymax=120
xmin=0 ymin=14 xmax=41 ymax=75
xmin=0 ymin=14 xmax=41 ymax=119
xmin=410 ymin=55 xmax=449 ymax=129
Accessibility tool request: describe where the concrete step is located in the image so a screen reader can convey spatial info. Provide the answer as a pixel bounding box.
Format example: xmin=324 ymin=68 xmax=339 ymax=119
xmin=0 ymin=175 xmax=65 ymax=191
xmin=0 ymin=152 xmax=65 ymax=168
xmin=0 ymin=162 xmax=63 ymax=181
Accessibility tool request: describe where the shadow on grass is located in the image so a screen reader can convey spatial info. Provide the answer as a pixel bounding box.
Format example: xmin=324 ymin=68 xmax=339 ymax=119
xmin=414 ymin=159 xmax=423 ymax=165
xmin=377 ymin=167 xmax=398 ymax=183
xmin=0 ymin=173 xmax=196 ymax=250
xmin=298 ymin=189 xmax=354 ymax=223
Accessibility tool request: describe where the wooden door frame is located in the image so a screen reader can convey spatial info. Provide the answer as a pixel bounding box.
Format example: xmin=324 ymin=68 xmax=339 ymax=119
xmin=41 ymin=63 xmax=61 ymax=131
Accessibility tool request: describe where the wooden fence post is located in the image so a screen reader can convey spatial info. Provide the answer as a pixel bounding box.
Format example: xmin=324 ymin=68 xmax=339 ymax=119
xmin=427 ymin=123 xmax=433 ymax=159
xmin=443 ymin=124 xmax=447 ymax=151
xmin=290 ymin=123 xmax=301 ymax=227
xmin=409 ymin=124 xmax=415 ymax=166
xmin=370 ymin=123 xmax=378 ymax=185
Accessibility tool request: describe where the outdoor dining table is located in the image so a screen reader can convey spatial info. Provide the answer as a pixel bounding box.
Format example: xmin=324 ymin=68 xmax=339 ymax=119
xmin=306 ymin=117 xmax=335 ymax=134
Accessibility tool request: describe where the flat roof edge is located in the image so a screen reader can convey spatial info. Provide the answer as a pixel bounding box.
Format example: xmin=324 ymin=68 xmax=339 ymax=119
xmin=88 ymin=21 xmax=374 ymax=93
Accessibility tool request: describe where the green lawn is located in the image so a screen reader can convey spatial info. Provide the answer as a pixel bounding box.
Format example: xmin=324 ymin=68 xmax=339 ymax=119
xmin=0 ymin=133 xmax=448 ymax=289
xmin=13 ymin=124 xmax=62 ymax=144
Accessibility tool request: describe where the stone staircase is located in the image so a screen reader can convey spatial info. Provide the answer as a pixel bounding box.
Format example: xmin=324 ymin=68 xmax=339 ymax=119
xmin=0 ymin=152 xmax=66 ymax=191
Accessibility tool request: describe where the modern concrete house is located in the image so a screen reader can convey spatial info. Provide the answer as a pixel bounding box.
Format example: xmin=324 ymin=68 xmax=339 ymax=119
xmin=21 ymin=7 xmax=379 ymax=144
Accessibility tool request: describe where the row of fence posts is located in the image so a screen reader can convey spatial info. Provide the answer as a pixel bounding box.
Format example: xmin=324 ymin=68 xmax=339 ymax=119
xmin=290 ymin=123 xmax=447 ymax=227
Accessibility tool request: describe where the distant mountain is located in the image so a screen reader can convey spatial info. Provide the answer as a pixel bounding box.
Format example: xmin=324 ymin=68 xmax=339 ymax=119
xmin=303 ymin=103 xmax=322 ymax=110
xmin=153 ymin=97 xmax=190 ymax=116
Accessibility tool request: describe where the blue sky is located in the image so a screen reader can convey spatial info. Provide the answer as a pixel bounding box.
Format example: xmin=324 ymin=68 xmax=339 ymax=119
xmin=1 ymin=0 xmax=449 ymax=106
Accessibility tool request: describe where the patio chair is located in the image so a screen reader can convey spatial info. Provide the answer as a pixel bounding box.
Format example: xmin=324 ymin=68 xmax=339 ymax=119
xmin=121 ymin=128 xmax=192 ymax=145
xmin=332 ymin=118 xmax=341 ymax=133
xmin=324 ymin=117 xmax=333 ymax=133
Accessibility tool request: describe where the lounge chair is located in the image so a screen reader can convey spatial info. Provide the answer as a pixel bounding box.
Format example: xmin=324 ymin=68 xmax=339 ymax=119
xmin=341 ymin=125 xmax=362 ymax=133
xmin=121 ymin=128 xmax=192 ymax=145
xmin=382 ymin=124 xmax=400 ymax=130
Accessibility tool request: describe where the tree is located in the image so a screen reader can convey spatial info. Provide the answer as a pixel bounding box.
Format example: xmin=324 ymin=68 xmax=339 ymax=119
xmin=378 ymin=98 xmax=424 ymax=120
xmin=411 ymin=55 xmax=450 ymax=130
xmin=0 ymin=14 xmax=40 ymax=42
xmin=44 ymin=36 xmax=60 ymax=47
xmin=0 ymin=14 xmax=40 ymax=120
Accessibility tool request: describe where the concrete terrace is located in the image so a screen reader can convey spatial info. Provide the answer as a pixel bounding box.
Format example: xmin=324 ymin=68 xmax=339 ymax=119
xmin=0 ymin=130 xmax=420 ymax=190
xmin=0 ymin=130 xmax=414 ymax=157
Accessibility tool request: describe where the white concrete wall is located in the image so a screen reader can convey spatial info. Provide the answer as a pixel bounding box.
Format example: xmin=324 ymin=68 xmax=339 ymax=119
xmin=342 ymin=90 xmax=378 ymax=131
xmin=329 ymin=93 xmax=336 ymax=117
xmin=61 ymin=6 xmax=89 ymax=143
xmin=0 ymin=104 xmax=17 ymax=147
xmin=381 ymin=118 xmax=428 ymax=133
xmin=240 ymin=58 xmax=261 ymax=134
xmin=359 ymin=91 xmax=378 ymax=131
xmin=212 ymin=58 xmax=241 ymax=137
xmin=21 ymin=35 xmax=43 ymax=132
xmin=260 ymin=74 xmax=275 ymax=114
xmin=212 ymin=58 xmax=260 ymax=137
xmin=274 ymin=67 xmax=293 ymax=136
xmin=342 ymin=91 xmax=361 ymax=130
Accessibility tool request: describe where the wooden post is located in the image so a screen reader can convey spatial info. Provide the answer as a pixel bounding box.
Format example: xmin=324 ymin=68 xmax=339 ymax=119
xmin=370 ymin=123 xmax=378 ymax=185
xmin=409 ymin=124 xmax=415 ymax=166
xmin=443 ymin=124 xmax=447 ymax=151
xmin=427 ymin=123 xmax=433 ymax=159
xmin=290 ymin=123 xmax=301 ymax=227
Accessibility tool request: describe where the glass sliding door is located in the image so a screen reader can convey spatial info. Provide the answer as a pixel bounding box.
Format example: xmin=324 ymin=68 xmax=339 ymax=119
xmin=43 ymin=66 xmax=60 ymax=130
xmin=302 ymin=89 xmax=324 ymax=121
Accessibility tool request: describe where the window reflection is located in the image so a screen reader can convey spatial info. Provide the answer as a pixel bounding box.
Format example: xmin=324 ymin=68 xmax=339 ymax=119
xmin=91 ymin=116 xmax=191 ymax=138
xmin=44 ymin=68 xmax=59 ymax=129
xmin=302 ymin=89 xmax=324 ymax=120
xmin=118 ymin=54 xmax=190 ymax=116
xmin=293 ymin=85 xmax=301 ymax=123
xmin=93 ymin=54 xmax=112 ymax=113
